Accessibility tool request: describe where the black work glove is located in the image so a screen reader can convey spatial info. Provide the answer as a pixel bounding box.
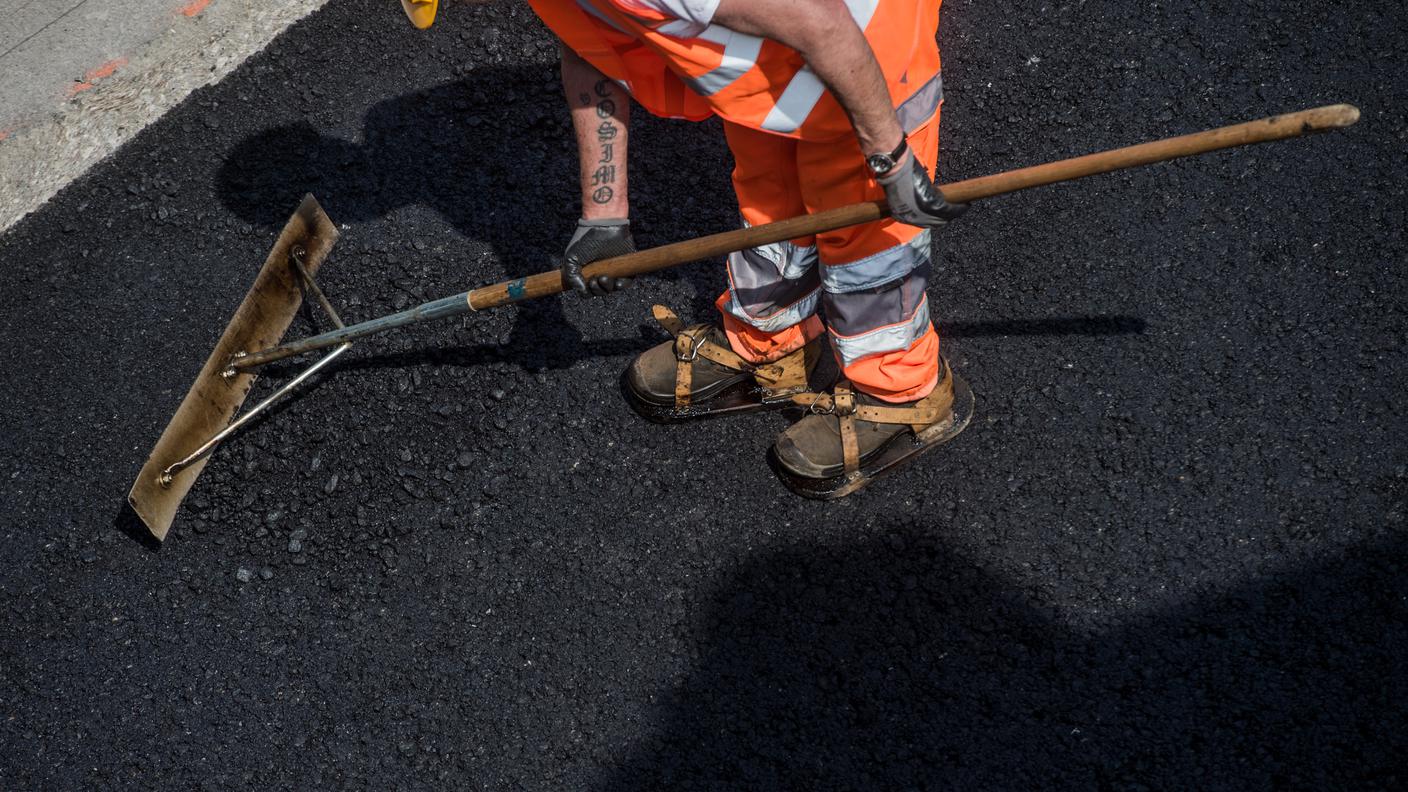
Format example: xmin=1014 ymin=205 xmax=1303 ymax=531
xmin=878 ymin=151 xmax=969 ymax=228
xmin=562 ymin=218 xmax=635 ymax=296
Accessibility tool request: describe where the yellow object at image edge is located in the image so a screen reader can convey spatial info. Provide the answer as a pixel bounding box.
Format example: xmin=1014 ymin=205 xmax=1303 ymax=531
xmin=401 ymin=0 xmax=438 ymax=29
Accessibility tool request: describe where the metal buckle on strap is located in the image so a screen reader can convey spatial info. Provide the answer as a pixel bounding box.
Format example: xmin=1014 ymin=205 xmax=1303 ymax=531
xmin=675 ymin=328 xmax=707 ymax=363
xmin=806 ymin=392 xmax=833 ymax=415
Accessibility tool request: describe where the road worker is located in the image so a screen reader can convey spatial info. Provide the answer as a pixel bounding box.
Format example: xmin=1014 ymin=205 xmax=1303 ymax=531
xmin=401 ymin=0 xmax=972 ymax=496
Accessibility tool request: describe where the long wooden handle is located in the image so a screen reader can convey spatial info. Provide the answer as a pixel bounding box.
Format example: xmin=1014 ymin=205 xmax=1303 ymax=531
xmin=464 ymin=102 xmax=1356 ymax=311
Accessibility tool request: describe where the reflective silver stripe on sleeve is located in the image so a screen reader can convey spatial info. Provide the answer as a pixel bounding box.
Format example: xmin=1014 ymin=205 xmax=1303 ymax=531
xmin=656 ymin=18 xmax=708 ymax=38
xmin=681 ymin=26 xmax=765 ymax=96
xmin=760 ymin=67 xmax=826 ymax=133
xmin=820 ymin=231 xmax=931 ymax=293
xmin=895 ymin=72 xmax=943 ymax=133
xmin=759 ymin=0 xmax=879 ymax=133
xmin=830 ymin=295 xmax=931 ymax=367
xmin=574 ymin=0 xmax=632 ymax=34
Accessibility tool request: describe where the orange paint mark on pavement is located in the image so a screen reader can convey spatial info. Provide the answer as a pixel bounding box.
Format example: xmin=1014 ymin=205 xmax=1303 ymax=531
xmin=0 ymin=127 xmax=14 ymax=143
xmin=68 ymin=57 xmax=129 ymax=96
xmin=180 ymin=0 xmax=212 ymax=17
xmin=85 ymin=58 xmax=128 ymax=81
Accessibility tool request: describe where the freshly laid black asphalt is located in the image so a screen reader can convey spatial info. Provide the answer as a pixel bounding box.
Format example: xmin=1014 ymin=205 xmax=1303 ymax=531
xmin=2 ymin=0 xmax=1405 ymax=788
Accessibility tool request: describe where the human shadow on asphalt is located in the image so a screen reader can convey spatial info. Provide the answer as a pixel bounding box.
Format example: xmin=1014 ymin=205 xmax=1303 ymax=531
xmin=592 ymin=532 xmax=1405 ymax=790
xmin=214 ymin=68 xmax=738 ymax=370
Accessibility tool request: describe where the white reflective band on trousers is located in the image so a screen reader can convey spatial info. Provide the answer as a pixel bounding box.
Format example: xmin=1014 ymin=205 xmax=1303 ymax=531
xmin=830 ymin=294 xmax=931 ymax=368
xmin=720 ymin=227 xmax=933 ymax=367
xmin=720 ymin=238 xmax=822 ymax=333
xmin=720 ymin=288 xmax=822 ymax=334
xmin=822 ymin=232 xmax=932 ymax=366
xmin=821 ymin=230 xmax=930 ymax=292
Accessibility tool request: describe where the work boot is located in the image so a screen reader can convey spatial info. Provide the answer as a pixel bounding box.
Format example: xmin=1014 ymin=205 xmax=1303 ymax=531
xmin=770 ymin=358 xmax=971 ymax=494
xmin=625 ymin=324 xmax=751 ymax=407
xmin=623 ymin=305 xmax=820 ymax=422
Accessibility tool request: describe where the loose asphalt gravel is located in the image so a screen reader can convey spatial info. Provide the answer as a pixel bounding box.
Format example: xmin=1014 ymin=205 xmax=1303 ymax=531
xmin=2 ymin=0 xmax=1405 ymax=788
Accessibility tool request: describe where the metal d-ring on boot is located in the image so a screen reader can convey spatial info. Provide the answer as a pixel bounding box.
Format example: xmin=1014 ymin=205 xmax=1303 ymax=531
xmin=622 ymin=305 xmax=822 ymax=423
xmin=769 ymin=357 xmax=975 ymax=499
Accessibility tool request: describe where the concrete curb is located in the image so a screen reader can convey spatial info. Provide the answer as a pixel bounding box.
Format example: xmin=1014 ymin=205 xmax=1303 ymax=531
xmin=0 ymin=0 xmax=332 ymax=234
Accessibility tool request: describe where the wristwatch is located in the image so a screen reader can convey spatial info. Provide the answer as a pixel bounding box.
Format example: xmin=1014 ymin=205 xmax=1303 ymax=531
xmin=866 ymin=138 xmax=910 ymax=178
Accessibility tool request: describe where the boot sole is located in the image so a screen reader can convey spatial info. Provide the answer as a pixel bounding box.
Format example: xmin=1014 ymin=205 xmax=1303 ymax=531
xmin=767 ymin=368 xmax=976 ymax=500
xmin=621 ymin=370 xmax=806 ymax=424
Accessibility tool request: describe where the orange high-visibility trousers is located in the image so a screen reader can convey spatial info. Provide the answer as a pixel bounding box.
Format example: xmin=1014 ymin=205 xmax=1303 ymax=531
xmin=717 ymin=111 xmax=943 ymax=404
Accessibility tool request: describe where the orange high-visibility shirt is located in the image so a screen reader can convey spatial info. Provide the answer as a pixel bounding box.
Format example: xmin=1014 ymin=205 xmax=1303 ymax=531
xmin=527 ymin=0 xmax=943 ymax=140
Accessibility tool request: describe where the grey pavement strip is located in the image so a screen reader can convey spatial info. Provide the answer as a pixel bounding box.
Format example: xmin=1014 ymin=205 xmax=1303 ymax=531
xmin=0 ymin=0 xmax=333 ymax=233
xmin=0 ymin=0 xmax=94 ymax=60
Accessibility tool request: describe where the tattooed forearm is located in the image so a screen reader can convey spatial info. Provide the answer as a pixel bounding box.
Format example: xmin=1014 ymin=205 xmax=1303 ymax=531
xmin=561 ymin=46 xmax=629 ymax=218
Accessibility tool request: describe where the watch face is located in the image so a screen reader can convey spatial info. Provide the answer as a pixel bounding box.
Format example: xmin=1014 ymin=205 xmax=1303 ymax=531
xmin=867 ymin=154 xmax=893 ymax=175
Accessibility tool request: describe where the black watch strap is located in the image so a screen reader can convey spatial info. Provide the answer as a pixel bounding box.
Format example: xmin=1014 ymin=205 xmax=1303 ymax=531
xmin=866 ymin=137 xmax=910 ymax=177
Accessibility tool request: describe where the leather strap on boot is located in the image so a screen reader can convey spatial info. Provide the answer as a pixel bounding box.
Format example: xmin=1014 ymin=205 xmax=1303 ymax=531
xmin=834 ymin=382 xmax=862 ymax=474
xmin=651 ymin=305 xmax=814 ymax=407
xmin=752 ymin=339 xmax=818 ymax=399
xmin=790 ymin=360 xmax=957 ymax=476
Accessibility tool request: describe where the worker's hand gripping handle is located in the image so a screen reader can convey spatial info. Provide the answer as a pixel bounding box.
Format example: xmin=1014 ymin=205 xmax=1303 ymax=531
xmin=878 ymin=151 xmax=969 ymax=228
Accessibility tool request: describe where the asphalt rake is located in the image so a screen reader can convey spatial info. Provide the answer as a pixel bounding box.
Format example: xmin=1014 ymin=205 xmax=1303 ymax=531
xmin=128 ymin=104 xmax=1360 ymax=540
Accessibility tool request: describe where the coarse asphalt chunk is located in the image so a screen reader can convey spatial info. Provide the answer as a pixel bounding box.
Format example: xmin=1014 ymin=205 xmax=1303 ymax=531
xmin=1 ymin=0 xmax=1405 ymax=788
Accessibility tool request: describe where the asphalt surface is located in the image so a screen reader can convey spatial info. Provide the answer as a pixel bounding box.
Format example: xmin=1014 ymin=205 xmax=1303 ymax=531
xmin=2 ymin=0 xmax=1405 ymax=788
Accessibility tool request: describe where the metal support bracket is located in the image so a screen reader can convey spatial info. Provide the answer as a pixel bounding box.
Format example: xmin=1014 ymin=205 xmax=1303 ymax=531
xmin=159 ymin=249 xmax=351 ymax=486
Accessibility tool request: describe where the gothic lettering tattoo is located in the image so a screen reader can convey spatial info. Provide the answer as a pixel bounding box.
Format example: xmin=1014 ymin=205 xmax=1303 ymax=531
xmin=590 ymin=83 xmax=621 ymax=205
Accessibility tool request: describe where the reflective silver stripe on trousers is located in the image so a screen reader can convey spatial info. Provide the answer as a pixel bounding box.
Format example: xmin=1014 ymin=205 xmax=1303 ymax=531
xmin=820 ymin=230 xmax=931 ymax=293
xmin=760 ymin=0 xmax=880 ymax=133
xmin=830 ymin=294 xmax=931 ymax=367
xmin=721 ymin=239 xmax=821 ymax=333
xmin=824 ymin=260 xmax=929 ymax=336
xmin=747 ymin=233 xmax=819 ymax=280
xmin=720 ymin=289 xmax=821 ymax=334
xmin=895 ymin=72 xmax=943 ymax=132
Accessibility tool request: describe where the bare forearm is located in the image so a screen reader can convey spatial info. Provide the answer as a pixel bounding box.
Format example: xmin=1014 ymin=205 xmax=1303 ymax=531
xmin=560 ymin=46 xmax=629 ymax=219
xmin=713 ymin=0 xmax=903 ymax=154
